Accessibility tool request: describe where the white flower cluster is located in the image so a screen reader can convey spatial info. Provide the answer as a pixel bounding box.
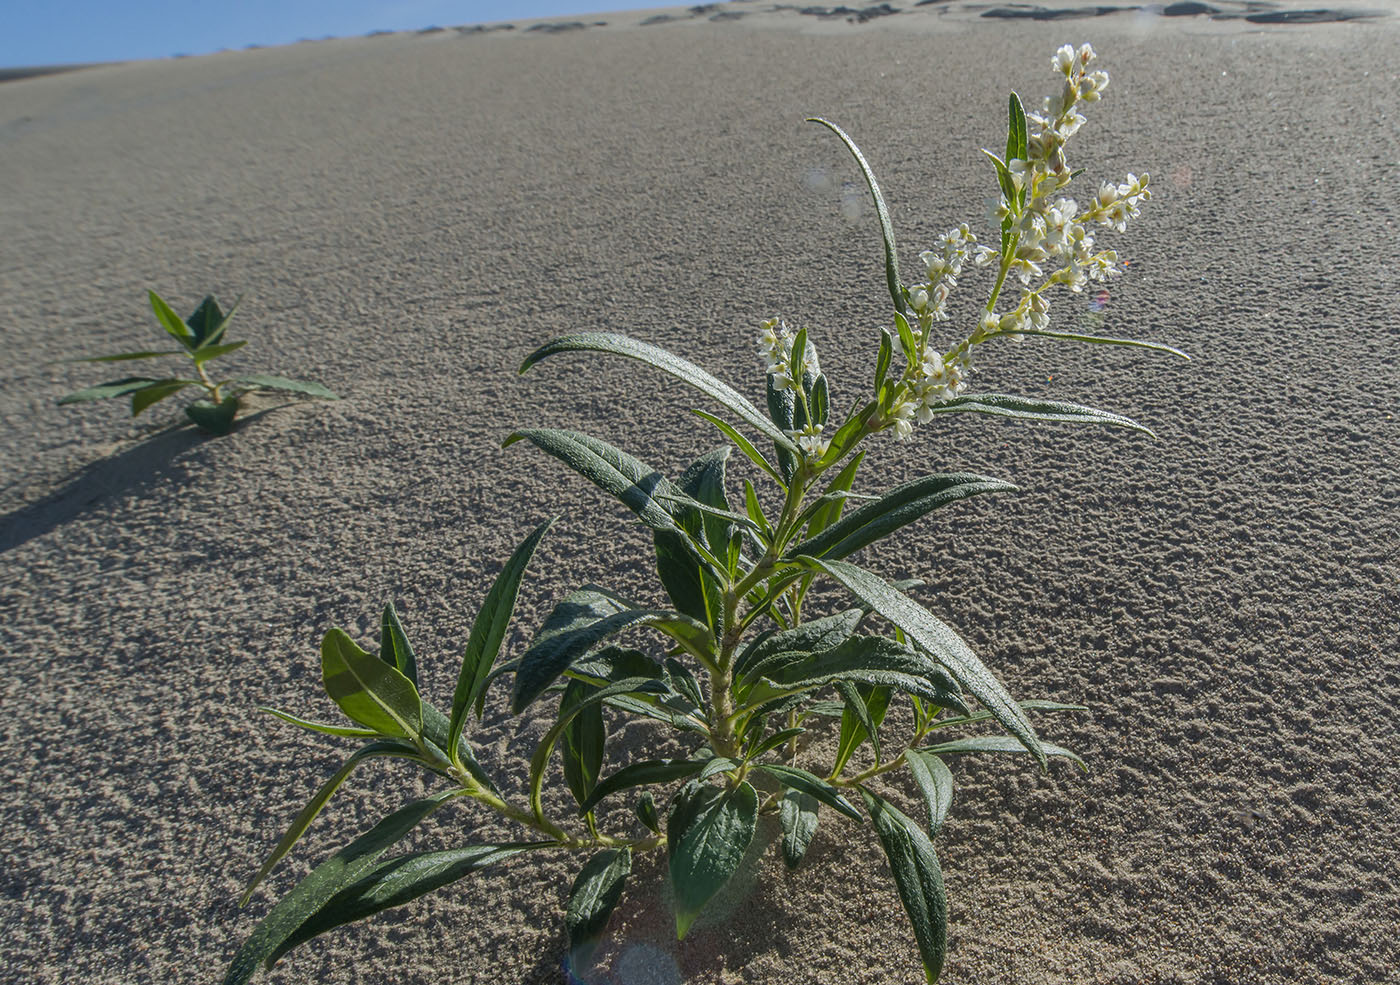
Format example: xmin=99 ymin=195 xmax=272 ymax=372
xmin=761 ymin=44 xmax=1151 ymax=449
xmin=757 ymin=317 xmax=803 ymax=391
xmin=794 ymin=423 xmax=829 ymax=460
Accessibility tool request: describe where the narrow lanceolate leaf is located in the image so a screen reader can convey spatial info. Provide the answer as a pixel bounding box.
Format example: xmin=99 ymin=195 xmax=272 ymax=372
xmin=921 ymin=735 xmax=1086 ymax=769
xmin=239 ymin=740 xmax=422 ymax=906
xmin=184 ymin=294 xmax=226 ymax=346
xmin=69 ymin=350 xmax=183 ymax=363
xmin=191 ymin=339 xmax=249 ymax=365
xmin=510 ymin=587 xmax=675 ymax=713
xmin=59 ymin=376 xmax=164 ymax=404
xmin=259 ymin=707 xmax=378 ymax=739
xmin=668 ymin=780 xmax=759 ymax=939
xmin=788 ymin=473 xmax=1016 ymax=562
xmin=636 ymin=792 xmax=661 ymax=832
xmin=806 ymin=451 xmax=864 ymax=539
xmin=520 ymin=333 xmax=795 ymax=450
xmin=735 ymin=607 xmax=862 ymax=683
xmin=560 ymin=678 xmax=606 ymax=809
xmin=750 ymin=763 xmax=862 ymax=820
xmin=691 ymin=409 xmax=784 ymax=485
xmin=378 ymin=602 xmax=419 ymax=687
xmin=321 ymin=628 xmax=423 ymax=741
xmin=130 ymin=380 xmax=193 ymax=416
xmin=904 ymin=750 xmax=955 ymax=837
xmin=808 ymin=118 xmax=905 ymax=315
xmin=449 ymin=517 xmax=553 ymax=749
xmin=768 ymin=371 xmax=800 ymax=484
xmin=861 ymin=789 xmax=948 ymax=984
xmin=779 ymin=789 xmax=819 ymax=869
xmin=270 ymin=842 xmax=547 ymax=965
xmin=566 ymin=848 xmax=633 ymax=965
xmin=150 ymin=290 xmax=194 ymax=347
xmin=1006 ymin=92 xmax=1028 ymax=189
xmin=874 ymin=328 xmax=893 ymax=394
xmin=801 ymin=559 xmax=1045 ymax=767
xmin=1014 ymin=329 xmax=1190 ymax=360
xmin=505 ymin=431 xmax=716 ymax=572
xmin=223 ymin=790 xmax=460 ymax=985
xmin=232 ymin=375 xmax=338 ymax=398
xmin=752 ymin=635 xmax=958 ymax=707
xmin=577 ymin=758 xmax=708 ymax=815
xmin=832 ymin=682 xmax=889 ymax=773
xmin=923 ymin=393 xmax=1154 ymax=436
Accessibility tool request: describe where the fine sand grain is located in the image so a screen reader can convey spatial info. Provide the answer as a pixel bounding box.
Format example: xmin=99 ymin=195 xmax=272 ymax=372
xmin=1 ymin=2 xmax=1397 ymax=983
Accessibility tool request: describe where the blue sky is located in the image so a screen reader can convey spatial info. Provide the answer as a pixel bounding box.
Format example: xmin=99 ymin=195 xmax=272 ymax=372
xmin=4 ymin=1 xmax=674 ymax=68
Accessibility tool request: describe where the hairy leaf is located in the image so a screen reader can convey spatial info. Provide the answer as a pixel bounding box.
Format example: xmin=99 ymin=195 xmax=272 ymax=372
xmin=904 ymin=750 xmax=955 ymax=837
xmin=750 ymin=762 xmax=861 ymax=820
xmin=520 ymin=333 xmax=795 ymax=450
xmin=321 ymin=629 xmax=422 ymax=740
xmin=577 ymin=758 xmax=708 ymax=816
xmin=224 ymin=790 xmax=460 ymax=985
xmin=924 ymin=392 xmax=1155 ymax=435
xmin=668 ymin=780 xmax=758 ymax=939
xmin=779 ymin=789 xmax=819 ymax=869
xmin=808 ymin=118 xmax=905 ymax=315
xmin=788 ymin=473 xmax=1016 ymax=561
xmin=566 ymin=848 xmax=633 ymax=965
xmin=861 ymin=789 xmax=947 ymax=984
xmin=378 ymin=602 xmax=419 ymax=687
xmin=800 ymin=560 xmax=1044 ymax=766
xmin=450 ymin=517 xmax=553 ymax=744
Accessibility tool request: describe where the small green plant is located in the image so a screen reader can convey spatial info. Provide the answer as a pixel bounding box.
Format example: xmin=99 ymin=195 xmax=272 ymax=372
xmin=59 ymin=291 xmax=337 ymax=435
xmin=226 ymin=44 xmax=1184 ymax=983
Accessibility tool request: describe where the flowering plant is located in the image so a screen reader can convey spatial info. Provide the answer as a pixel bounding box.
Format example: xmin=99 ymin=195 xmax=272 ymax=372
xmin=225 ymin=44 xmax=1182 ymax=984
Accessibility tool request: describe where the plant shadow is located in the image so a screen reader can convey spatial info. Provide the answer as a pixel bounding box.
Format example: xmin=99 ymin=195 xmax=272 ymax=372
xmin=0 ymin=403 xmax=276 ymax=555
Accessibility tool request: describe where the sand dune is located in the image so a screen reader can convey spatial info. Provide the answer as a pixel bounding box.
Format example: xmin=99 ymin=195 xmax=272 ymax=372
xmin=1 ymin=2 xmax=1397 ymax=983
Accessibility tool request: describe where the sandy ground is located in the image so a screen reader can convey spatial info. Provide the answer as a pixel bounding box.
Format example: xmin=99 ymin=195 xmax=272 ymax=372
xmin=2 ymin=2 xmax=1398 ymax=983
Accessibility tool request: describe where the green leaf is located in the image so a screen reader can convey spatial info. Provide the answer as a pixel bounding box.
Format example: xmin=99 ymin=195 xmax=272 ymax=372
xmin=832 ymin=682 xmax=889 ymax=774
xmin=800 ymin=560 xmax=1044 ymax=767
xmin=258 ymin=707 xmax=378 ymax=739
xmin=131 ymin=380 xmax=193 ymax=416
xmin=238 ymin=740 xmax=421 ymax=907
xmin=184 ymin=295 xmax=226 ymax=347
xmin=185 ymin=395 xmax=239 ymax=434
xmin=750 ymin=763 xmax=861 ymax=820
xmin=191 ymin=339 xmax=249 ymax=365
xmin=560 ymin=678 xmax=606 ymax=808
xmin=767 ymin=372 xmax=800 ymax=484
xmin=817 ymin=402 xmax=877 ymax=469
xmin=68 ymin=350 xmax=183 ymax=363
xmin=810 ymin=373 xmax=830 ymax=429
xmin=743 ymin=480 xmax=771 ymax=541
xmin=1006 ymin=92 xmax=1028 ymax=175
xmin=808 ymin=118 xmax=906 ymax=315
xmin=923 ymin=392 xmax=1155 ymax=436
xmin=894 ymin=312 xmax=918 ymax=368
xmin=697 ymin=757 xmax=740 ymax=782
xmin=510 ymin=587 xmax=676 ymax=713
xmin=565 ymin=848 xmax=632 ymax=966
xmin=691 ymin=409 xmax=784 ymax=486
xmin=779 ymin=789 xmax=819 ymax=869
xmin=378 ymin=603 xmax=419 ymax=687
xmin=505 ymin=430 xmax=718 ymax=574
xmin=788 ymin=472 xmax=1016 ymax=561
xmin=578 ymin=758 xmax=709 ymax=816
xmin=982 ymin=149 xmax=1018 ymax=217
xmin=904 ymin=750 xmax=955 ymax=837
xmin=224 ymin=790 xmax=460 ymax=985
xmin=636 ymin=792 xmax=661 ymax=832
xmin=149 ymin=290 xmax=194 ymax=348
xmin=861 ymin=789 xmax=947 ymax=984
xmin=668 ymin=780 xmax=758 ymax=939
xmin=529 ymin=677 xmax=669 ymax=821
xmin=321 ymin=628 xmax=423 ymax=740
xmin=922 ymin=735 xmax=1085 ymax=769
xmin=450 ymin=517 xmax=553 ymax=745
xmin=270 ymin=843 xmax=546 ymax=964
xmin=680 ymin=447 xmax=732 ymax=558
xmin=874 ymin=328 xmax=893 ymax=394
xmin=231 ymin=375 xmax=338 ymax=398
xmin=62 ymin=375 xmax=162 ymax=408
xmin=745 ymin=726 xmax=804 ymax=761
xmin=747 ymin=635 xmax=962 ymax=709
xmin=735 ymin=607 xmax=862 ymax=683
xmin=1013 ymin=329 xmax=1190 ymax=360
xmin=805 ymin=451 xmax=864 ymax=540
xmin=520 ymin=333 xmax=796 ymax=450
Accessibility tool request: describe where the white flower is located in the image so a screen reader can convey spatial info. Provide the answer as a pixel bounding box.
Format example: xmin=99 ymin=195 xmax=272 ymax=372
xmin=1052 ymin=44 xmax=1075 ymax=75
xmin=795 ymin=424 xmax=829 ymax=461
